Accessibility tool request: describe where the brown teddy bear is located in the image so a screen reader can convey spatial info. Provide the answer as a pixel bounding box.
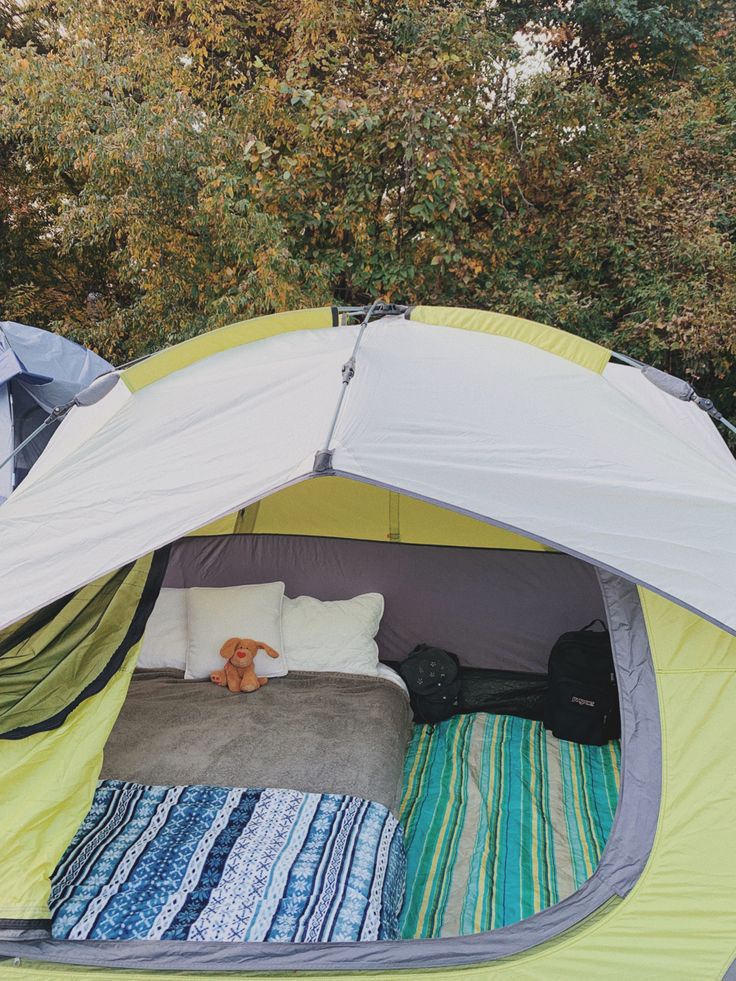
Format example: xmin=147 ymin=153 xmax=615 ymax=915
xmin=210 ymin=637 xmax=281 ymax=693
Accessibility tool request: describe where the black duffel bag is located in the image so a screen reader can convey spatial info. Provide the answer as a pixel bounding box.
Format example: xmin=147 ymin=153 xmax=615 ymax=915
xmin=544 ymin=619 xmax=620 ymax=745
xmin=398 ymin=644 xmax=462 ymax=723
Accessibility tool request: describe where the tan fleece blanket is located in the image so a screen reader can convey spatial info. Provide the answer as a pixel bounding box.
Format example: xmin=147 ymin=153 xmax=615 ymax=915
xmin=101 ymin=669 xmax=412 ymax=813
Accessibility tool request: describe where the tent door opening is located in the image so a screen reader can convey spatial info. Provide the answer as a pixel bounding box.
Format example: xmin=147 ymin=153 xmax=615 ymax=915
xmin=2 ymin=478 xmax=660 ymax=970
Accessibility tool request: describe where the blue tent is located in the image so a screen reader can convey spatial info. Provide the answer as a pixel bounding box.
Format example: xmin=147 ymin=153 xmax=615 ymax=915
xmin=0 ymin=322 xmax=111 ymax=501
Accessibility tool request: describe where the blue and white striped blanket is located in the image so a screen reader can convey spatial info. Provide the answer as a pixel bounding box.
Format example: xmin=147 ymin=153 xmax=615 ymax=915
xmin=50 ymin=780 xmax=406 ymax=943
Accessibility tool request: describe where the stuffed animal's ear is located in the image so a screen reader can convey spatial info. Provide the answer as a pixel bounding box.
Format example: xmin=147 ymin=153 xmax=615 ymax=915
xmin=259 ymin=642 xmax=280 ymax=659
xmin=220 ymin=637 xmax=240 ymax=660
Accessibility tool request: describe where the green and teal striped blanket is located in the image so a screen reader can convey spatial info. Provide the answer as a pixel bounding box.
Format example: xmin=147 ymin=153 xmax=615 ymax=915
xmin=398 ymin=713 xmax=620 ymax=938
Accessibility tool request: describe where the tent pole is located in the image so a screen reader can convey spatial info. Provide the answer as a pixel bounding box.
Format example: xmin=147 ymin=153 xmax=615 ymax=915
xmin=610 ymin=350 xmax=736 ymax=440
xmin=610 ymin=350 xmax=647 ymax=369
xmin=313 ymin=300 xmax=382 ymax=472
xmin=0 ymin=413 xmax=56 ymax=475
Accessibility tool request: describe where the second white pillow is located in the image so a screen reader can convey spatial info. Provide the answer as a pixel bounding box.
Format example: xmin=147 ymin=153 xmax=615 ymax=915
xmin=282 ymin=593 xmax=384 ymax=676
xmin=185 ymin=582 xmax=287 ymax=681
xmin=137 ymin=587 xmax=188 ymax=671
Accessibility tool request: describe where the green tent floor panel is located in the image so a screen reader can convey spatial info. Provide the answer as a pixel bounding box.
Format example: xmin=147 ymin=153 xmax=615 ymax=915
xmin=398 ymin=712 xmax=620 ymax=938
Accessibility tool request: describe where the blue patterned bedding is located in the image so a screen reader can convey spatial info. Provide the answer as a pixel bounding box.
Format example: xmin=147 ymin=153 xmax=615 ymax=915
xmin=50 ymin=780 xmax=406 ymax=943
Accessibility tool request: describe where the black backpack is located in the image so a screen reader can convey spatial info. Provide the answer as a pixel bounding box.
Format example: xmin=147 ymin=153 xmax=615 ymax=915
xmin=544 ymin=620 xmax=620 ymax=745
xmin=398 ymin=645 xmax=462 ymax=723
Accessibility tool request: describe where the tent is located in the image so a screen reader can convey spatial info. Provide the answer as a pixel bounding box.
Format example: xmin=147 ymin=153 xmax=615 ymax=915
xmin=0 ymin=303 xmax=735 ymax=980
xmin=0 ymin=321 xmax=111 ymax=502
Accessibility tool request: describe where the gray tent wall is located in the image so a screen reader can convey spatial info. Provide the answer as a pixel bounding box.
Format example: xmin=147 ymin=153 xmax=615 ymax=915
xmin=0 ymin=322 xmax=110 ymax=500
xmin=163 ymin=532 xmax=606 ymax=673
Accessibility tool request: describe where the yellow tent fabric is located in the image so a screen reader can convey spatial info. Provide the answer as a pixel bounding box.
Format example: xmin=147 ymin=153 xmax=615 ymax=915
xmin=0 ymin=561 xmax=155 ymax=737
xmin=189 ymin=478 xmax=550 ymax=551
xmin=0 ymin=555 xmax=157 ymax=923
xmin=122 ymin=307 xmax=336 ymax=392
xmin=0 ymin=646 xmax=140 ymax=923
xmin=409 ymin=306 xmax=611 ymax=374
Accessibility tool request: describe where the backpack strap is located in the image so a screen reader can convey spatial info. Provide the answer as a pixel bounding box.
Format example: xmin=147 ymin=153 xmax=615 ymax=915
xmin=581 ymin=618 xmax=608 ymax=632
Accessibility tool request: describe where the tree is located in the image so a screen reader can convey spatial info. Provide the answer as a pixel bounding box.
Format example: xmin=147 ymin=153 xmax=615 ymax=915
xmin=0 ymin=0 xmax=733 ymax=423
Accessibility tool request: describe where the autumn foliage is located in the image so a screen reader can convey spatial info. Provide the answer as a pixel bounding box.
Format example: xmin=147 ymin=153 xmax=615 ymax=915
xmin=0 ymin=1 xmax=734 ymax=415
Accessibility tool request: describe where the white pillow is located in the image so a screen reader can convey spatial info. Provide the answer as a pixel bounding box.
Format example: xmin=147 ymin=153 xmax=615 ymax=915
xmin=282 ymin=593 xmax=383 ymax=676
xmin=137 ymin=588 xmax=188 ymax=671
xmin=185 ymin=582 xmax=287 ymax=681
xmin=377 ymin=662 xmax=409 ymax=695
